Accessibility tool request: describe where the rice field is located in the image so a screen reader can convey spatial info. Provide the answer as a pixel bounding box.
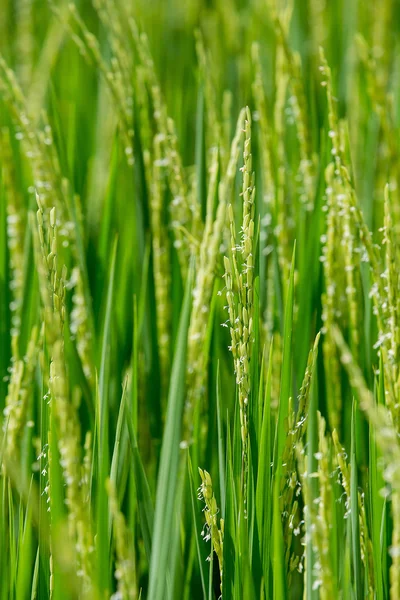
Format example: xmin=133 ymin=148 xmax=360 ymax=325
xmin=1 ymin=0 xmax=400 ymax=598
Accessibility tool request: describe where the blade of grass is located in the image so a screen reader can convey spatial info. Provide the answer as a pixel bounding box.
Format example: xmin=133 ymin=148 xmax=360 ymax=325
xmin=96 ymin=236 xmax=118 ymax=595
xmin=147 ymin=261 xmax=194 ymax=600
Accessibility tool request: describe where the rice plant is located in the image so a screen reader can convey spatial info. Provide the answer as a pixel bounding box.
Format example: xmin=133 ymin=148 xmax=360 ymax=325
xmin=1 ymin=0 xmax=400 ymax=598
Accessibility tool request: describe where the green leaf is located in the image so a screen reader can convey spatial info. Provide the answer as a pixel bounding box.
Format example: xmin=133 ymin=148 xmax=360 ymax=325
xmin=147 ymin=262 xmax=194 ymax=600
xmin=96 ymin=236 xmax=118 ymax=595
xmin=351 ymin=400 xmax=362 ymax=598
xmin=125 ymin=398 xmax=154 ymax=563
xmin=273 ymin=243 xmax=295 ymax=476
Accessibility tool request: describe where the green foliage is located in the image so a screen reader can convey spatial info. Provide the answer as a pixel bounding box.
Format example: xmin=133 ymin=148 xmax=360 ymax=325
xmin=1 ymin=0 xmax=400 ymax=598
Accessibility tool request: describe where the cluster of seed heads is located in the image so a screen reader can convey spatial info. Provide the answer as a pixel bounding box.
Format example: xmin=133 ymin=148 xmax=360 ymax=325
xmin=223 ymin=107 xmax=255 ymax=454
